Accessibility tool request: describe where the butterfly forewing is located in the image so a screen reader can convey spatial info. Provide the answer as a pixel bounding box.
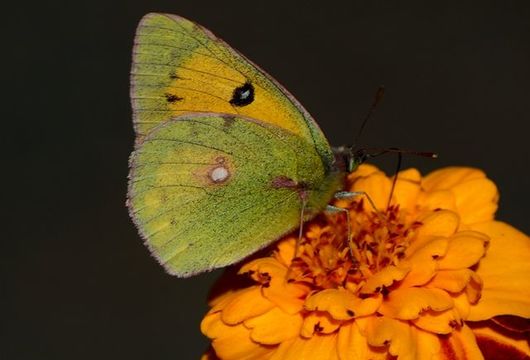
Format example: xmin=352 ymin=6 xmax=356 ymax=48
xmin=131 ymin=13 xmax=333 ymax=166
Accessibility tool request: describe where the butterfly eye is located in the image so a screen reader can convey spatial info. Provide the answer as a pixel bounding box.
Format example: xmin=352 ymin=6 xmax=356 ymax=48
xmin=230 ymin=82 xmax=254 ymax=106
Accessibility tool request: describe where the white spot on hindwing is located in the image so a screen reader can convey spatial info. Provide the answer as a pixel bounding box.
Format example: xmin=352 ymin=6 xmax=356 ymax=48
xmin=208 ymin=156 xmax=231 ymax=184
xmin=210 ymin=166 xmax=229 ymax=182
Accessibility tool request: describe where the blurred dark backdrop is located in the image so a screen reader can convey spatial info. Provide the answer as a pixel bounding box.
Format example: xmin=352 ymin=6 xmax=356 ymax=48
xmin=3 ymin=1 xmax=529 ymax=359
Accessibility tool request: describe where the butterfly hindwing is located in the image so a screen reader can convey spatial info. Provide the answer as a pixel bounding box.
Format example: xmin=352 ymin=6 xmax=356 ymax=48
xmin=131 ymin=13 xmax=333 ymax=167
xmin=127 ymin=114 xmax=341 ymax=276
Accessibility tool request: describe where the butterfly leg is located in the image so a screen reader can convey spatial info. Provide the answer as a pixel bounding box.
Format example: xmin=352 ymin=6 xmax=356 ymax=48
xmin=285 ymin=198 xmax=307 ymax=281
xmin=327 ymin=190 xmax=383 ymax=261
xmin=325 ymin=204 xmax=355 ymax=258
xmin=334 ymin=191 xmax=381 ymax=213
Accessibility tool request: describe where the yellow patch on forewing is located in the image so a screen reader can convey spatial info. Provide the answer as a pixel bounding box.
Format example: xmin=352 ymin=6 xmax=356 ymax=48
xmin=162 ymin=52 xmax=310 ymax=138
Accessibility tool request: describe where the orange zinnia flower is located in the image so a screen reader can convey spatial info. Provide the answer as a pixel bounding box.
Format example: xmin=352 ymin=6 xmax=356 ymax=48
xmin=201 ymin=165 xmax=530 ymax=359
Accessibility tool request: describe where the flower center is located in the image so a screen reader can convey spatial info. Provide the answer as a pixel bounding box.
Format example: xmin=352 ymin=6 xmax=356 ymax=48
xmin=290 ymin=199 xmax=419 ymax=290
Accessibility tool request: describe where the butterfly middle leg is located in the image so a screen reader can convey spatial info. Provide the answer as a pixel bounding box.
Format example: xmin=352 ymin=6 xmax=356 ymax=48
xmin=327 ymin=191 xmax=384 ymax=260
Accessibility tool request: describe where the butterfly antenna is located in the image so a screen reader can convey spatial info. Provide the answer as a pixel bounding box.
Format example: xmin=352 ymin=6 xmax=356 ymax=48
xmin=352 ymin=86 xmax=385 ymax=148
xmin=386 ymin=151 xmax=403 ymax=210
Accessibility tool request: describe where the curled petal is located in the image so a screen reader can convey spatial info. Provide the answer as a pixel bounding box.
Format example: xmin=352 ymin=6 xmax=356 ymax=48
xmin=220 ymin=286 xmax=275 ymax=325
xmin=468 ymin=221 xmax=530 ymax=320
xmin=305 ymin=288 xmax=381 ymax=320
xmin=452 ymin=291 xmax=472 ymax=321
xmin=400 ymin=237 xmax=449 ymax=288
xmin=245 ymin=307 xmax=302 ymax=345
xmin=465 ymin=272 xmax=483 ymax=305
xmin=363 ymin=317 xmax=417 ymax=360
xmin=301 ymin=311 xmax=341 ymax=338
xmin=437 ymin=231 xmax=489 ymax=270
xmin=428 ymin=269 xmax=475 ymax=293
xmin=412 ymin=308 xmax=461 ymax=334
xmin=379 ymin=287 xmax=454 ymax=320
xmin=361 ymin=266 xmax=410 ymax=294
xmin=201 ymin=312 xmax=274 ymax=360
xmin=276 ymin=237 xmax=296 ymax=267
xmin=405 ymin=232 xmax=450 ymax=266
xmin=240 ymin=258 xmax=309 ymax=314
xmin=414 ymin=210 xmax=460 ymax=240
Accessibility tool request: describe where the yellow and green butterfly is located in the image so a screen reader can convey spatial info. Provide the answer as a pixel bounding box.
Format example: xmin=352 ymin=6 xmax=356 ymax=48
xmin=128 ymin=13 xmax=361 ymax=277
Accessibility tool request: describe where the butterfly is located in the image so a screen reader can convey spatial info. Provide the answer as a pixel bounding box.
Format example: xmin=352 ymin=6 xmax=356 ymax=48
xmin=127 ymin=13 xmax=361 ymax=277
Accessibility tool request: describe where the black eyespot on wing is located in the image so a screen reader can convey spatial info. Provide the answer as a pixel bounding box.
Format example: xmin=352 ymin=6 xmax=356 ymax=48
xmin=230 ymin=82 xmax=254 ymax=107
xmin=168 ymin=72 xmax=180 ymax=80
xmin=165 ymin=93 xmax=183 ymax=103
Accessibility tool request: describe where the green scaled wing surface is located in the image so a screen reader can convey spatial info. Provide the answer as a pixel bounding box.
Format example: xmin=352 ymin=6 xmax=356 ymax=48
xmin=127 ymin=114 xmax=342 ymax=277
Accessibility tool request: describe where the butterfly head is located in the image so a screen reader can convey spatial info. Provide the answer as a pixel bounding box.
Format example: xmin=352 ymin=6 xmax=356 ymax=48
xmin=333 ymin=145 xmax=365 ymax=174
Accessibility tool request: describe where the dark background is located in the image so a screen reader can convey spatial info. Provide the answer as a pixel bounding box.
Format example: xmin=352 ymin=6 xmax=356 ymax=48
xmin=3 ymin=1 xmax=529 ymax=359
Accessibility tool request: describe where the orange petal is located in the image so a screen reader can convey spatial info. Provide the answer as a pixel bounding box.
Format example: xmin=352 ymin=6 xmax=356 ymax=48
xmin=419 ymin=189 xmax=457 ymax=213
xmin=400 ymin=237 xmax=450 ymax=288
xmin=305 ymin=288 xmax=381 ymax=320
xmin=350 ymin=172 xmax=392 ymax=211
xmin=337 ymin=321 xmax=374 ymax=360
xmin=428 ymin=269 xmax=474 ymax=293
xmin=422 ymin=167 xmax=486 ymax=192
xmin=220 ymin=286 xmax=275 ymax=325
xmin=390 ymin=169 xmax=422 ymax=211
xmin=414 ymin=327 xmax=443 ymax=359
xmin=439 ymin=324 xmax=484 ymax=360
xmin=245 ymin=307 xmax=303 ymax=345
xmin=363 ymin=317 xmax=417 ymax=359
xmin=465 ymin=272 xmax=483 ymax=305
xmin=276 ymin=237 xmax=297 ymax=267
xmin=379 ymin=287 xmax=454 ymax=320
xmin=348 ymin=163 xmax=381 ymax=179
xmin=270 ymin=334 xmax=340 ymax=360
xmin=451 ymin=178 xmax=498 ymax=225
xmin=301 ymin=311 xmax=341 ymax=338
xmin=468 ymin=221 xmax=530 ymax=320
xmin=397 ymin=168 xmax=422 ymax=182
xmin=208 ymin=288 xmax=244 ymax=313
xmin=201 ymin=312 xmax=226 ymax=339
xmin=414 ymin=210 xmax=460 ymax=239
xmin=412 ymin=309 xmax=461 ymax=334
xmin=437 ymin=231 xmax=489 ymax=270
xmin=469 ymin=319 xmax=530 ymax=359
xmin=202 ymin=312 xmax=273 ymax=360
xmin=240 ymin=257 xmax=309 ymax=314
xmin=240 ymin=258 xmax=287 ymax=281
xmin=264 ymin=279 xmax=310 ymax=315
xmin=452 ymin=291 xmax=472 ymax=320
xmin=361 ymin=266 xmax=410 ymax=294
